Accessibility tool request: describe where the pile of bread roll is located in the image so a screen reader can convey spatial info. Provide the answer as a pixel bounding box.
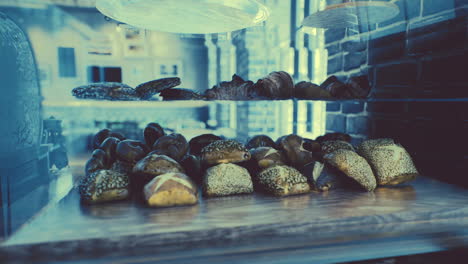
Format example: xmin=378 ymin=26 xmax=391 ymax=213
xmin=79 ymin=124 xmax=419 ymax=207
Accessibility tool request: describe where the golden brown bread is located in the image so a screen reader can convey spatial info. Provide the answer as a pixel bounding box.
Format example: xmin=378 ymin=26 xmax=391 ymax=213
xmin=144 ymin=173 xmax=198 ymax=207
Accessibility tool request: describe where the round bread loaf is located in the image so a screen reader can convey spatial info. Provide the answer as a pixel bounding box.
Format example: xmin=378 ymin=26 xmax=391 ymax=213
xmin=201 ymin=140 xmax=251 ymax=165
xmin=256 ymin=166 xmax=310 ymax=196
xmin=144 ymin=173 xmax=198 ymax=207
xmin=357 ymin=139 xmax=418 ymax=186
xmin=152 ymin=133 xmax=188 ymax=162
xmin=116 ymin=140 xmax=149 ymax=164
xmin=324 ymin=149 xmax=377 ymax=192
xmin=203 ymin=163 xmax=253 ymax=197
xmin=79 ymin=170 xmax=130 ymax=204
xmin=276 ymin=134 xmax=314 ymax=168
xmin=144 ymin=123 xmax=165 ymax=148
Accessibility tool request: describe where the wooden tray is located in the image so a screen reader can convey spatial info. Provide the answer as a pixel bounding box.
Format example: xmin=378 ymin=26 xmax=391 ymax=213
xmin=1 ymin=175 xmax=468 ymax=263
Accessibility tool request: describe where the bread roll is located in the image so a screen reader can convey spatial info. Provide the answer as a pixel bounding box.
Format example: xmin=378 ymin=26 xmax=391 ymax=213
xmin=324 ymin=149 xmax=377 ymax=192
xmin=144 ymin=123 xmax=165 ymax=148
xmin=79 ymin=170 xmax=130 ymax=204
xmin=201 ymin=140 xmax=251 ymax=165
xmin=357 ymin=139 xmax=418 ymax=186
xmin=152 ymin=133 xmax=188 ymax=162
xmin=189 ymin=134 xmax=222 ymax=156
xmin=133 ymin=154 xmax=185 ymax=187
xmin=203 ymin=164 xmax=253 ymax=197
xmin=144 ymin=173 xmax=198 ymax=207
xmin=116 ymin=140 xmax=149 ymax=164
xmin=276 ymin=134 xmax=315 ymax=168
xmin=256 ymin=166 xmax=310 ymax=196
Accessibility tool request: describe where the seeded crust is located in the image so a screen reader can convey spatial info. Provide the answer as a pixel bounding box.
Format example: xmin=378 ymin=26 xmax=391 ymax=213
xmin=132 ymin=154 xmax=185 ymax=177
xmin=321 ymin=140 xmax=355 ymax=154
xmin=203 ymin=163 xmax=253 ymax=197
xmin=357 ymin=139 xmax=418 ymax=185
xmin=79 ymin=170 xmax=130 ymax=204
xmin=324 ymin=149 xmax=377 ymax=192
xmin=201 ymin=140 xmax=250 ymax=165
xmin=256 ymin=166 xmax=310 ymax=196
xmin=357 ymin=138 xmax=395 ymax=155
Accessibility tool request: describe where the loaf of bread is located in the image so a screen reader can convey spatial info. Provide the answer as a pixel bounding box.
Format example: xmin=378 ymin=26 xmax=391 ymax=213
xmin=79 ymin=170 xmax=130 ymax=204
xmin=203 ymin=163 xmax=253 ymax=197
xmin=256 ymin=166 xmax=310 ymax=196
xmin=305 ymin=161 xmax=354 ymax=192
xmin=276 ymin=134 xmax=315 ymax=168
xmin=201 ymin=140 xmax=251 ymax=165
xmin=144 ymin=173 xmax=198 ymax=207
xmin=133 ymin=154 xmax=185 ymax=187
xmin=357 ymin=139 xmax=418 ymax=186
xmin=116 ymin=140 xmax=149 ymax=164
xmin=152 ymin=133 xmax=189 ymax=162
xmin=324 ymin=149 xmax=377 ymax=192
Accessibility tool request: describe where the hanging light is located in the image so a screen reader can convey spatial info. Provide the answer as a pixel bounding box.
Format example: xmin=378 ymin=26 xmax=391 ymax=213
xmin=301 ymin=0 xmax=399 ymax=30
xmin=96 ymin=0 xmax=270 ymax=34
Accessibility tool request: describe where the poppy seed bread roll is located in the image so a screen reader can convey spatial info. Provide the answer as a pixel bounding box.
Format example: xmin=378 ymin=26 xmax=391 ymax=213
xmin=132 ymin=154 xmax=185 ymax=188
xmin=324 ymin=149 xmax=377 ymax=192
xmin=201 ymin=140 xmax=251 ymax=165
xmin=203 ymin=163 xmax=253 ymax=197
xmin=79 ymin=170 xmax=130 ymax=204
xmin=256 ymin=166 xmax=310 ymax=196
xmin=357 ymin=139 xmax=418 ymax=186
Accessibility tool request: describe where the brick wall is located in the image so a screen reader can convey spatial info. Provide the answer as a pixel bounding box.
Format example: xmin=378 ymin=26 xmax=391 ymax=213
xmin=324 ymin=0 xmax=468 ymax=186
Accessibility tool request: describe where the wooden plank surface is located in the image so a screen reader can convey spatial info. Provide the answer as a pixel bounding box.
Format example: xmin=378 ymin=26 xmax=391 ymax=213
xmin=1 ymin=176 xmax=468 ymax=263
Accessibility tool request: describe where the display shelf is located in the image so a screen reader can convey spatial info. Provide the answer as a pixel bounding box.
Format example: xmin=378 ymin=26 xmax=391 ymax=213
xmin=42 ymin=100 xmax=211 ymax=108
xmin=1 ymin=171 xmax=468 ymax=263
xmin=42 ymin=98 xmax=468 ymax=108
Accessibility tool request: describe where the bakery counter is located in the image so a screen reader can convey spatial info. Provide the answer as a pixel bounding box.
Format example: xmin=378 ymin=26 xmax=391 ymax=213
xmin=1 ymin=176 xmax=468 ymax=263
